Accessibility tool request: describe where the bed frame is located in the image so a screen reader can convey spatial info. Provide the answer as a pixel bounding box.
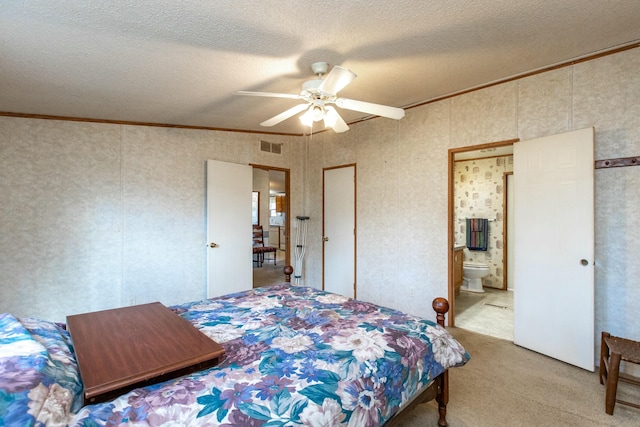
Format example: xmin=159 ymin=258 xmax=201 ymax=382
xmin=281 ymin=265 xmax=451 ymax=427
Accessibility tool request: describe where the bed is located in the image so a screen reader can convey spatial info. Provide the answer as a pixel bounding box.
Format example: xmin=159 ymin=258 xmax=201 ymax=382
xmin=0 ymin=269 xmax=469 ymax=426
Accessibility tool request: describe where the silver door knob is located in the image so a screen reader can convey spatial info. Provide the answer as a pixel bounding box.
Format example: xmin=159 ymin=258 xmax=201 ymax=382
xmin=209 ymin=242 xmax=219 ymax=248
xmin=580 ymin=259 xmax=589 ymax=266
xmin=322 ymin=237 xmax=329 ymax=242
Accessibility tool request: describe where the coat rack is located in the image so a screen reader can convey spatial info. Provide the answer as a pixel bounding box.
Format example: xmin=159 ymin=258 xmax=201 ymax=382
xmin=595 ymin=156 xmax=640 ymax=169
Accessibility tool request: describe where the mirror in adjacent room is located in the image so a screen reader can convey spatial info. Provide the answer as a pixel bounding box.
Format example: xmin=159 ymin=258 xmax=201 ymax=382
xmin=252 ymin=191 xmax=259 ymax=225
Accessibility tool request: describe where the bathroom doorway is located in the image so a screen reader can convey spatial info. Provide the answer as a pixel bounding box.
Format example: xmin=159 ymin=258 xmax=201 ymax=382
xmin=448 ymin=139 xmax=517 ymax=340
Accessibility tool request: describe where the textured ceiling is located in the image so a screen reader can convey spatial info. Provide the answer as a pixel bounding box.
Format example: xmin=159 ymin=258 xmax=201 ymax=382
xmin=2 ymin=1 xmax=640 ymax=135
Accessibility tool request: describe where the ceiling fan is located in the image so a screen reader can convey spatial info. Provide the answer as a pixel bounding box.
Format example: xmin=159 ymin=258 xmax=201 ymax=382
xmin=236 ymin=62 xmax=405 ymax=133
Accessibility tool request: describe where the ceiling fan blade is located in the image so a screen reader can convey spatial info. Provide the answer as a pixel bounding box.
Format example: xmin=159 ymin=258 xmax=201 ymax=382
xmin=236 ymin=90 xmax=302 ymax=100
xmin=318 ymin=66 xmax=357 ymax=95
xmin=324 ymin=106 xmax=349 ymax=133
xmin=260 ymin=103 xmax=309 ymax=127
xmin=335 ymin=97 xmax=405 ymax=120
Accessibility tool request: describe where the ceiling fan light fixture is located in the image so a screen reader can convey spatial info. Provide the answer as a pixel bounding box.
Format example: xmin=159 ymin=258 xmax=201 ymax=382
xmin=323 ymin=107 xmax=338 ymax=128
xmin=311 ymin=106 xmax=324 ymax=122
xmin=299 ymin=107 xmax=315 ymax=126
xmin=301 ymin=105 xmax=328 ymax=127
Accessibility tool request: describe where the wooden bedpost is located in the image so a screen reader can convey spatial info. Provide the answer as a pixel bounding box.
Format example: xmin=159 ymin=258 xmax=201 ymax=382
xmin=283 ymin=265 xmax=293 ymax=283
xmin=432 ymin=297 xmax=449 ymax=327
xmin=432 ymin=297 xmax=450 ymax=427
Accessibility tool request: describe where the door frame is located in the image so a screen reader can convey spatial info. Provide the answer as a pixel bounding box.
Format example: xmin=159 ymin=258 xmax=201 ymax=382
xmin=250 ymin=164 xmax=291 ymax=268
xmin=447 ymin=139 xmax=518 ymax=326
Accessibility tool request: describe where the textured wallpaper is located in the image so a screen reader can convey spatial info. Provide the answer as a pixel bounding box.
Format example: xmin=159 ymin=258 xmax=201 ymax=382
xmin=303 ymin=48 xmax=640 ymax=366
xmin=0 ymin=118 xmax=300 ymax=321
xmin=1 ymin=48 xmax=640 ymax=371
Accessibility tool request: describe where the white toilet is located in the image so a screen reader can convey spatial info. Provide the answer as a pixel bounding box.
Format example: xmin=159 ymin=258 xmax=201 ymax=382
xmin=462 ymin=262 xmax=490 ymax=293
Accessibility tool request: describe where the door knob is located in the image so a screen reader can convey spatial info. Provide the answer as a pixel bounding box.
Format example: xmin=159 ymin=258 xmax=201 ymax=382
xmin=322 ymin=237 xmax=329 ymax=242
xmin=209 ymin=242 xmax=219 ymax=248
xmin=580 ymin=259 xmax=589 ymax=266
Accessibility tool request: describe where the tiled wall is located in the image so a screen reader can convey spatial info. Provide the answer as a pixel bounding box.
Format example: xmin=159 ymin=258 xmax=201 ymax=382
xmin=454 ymin=156 xmax=514 ymax=288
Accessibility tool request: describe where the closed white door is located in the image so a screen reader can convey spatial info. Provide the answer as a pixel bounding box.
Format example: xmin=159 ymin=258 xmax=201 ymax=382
xmin=513 ymin=127 xmax=594 ymax=371
xmin=323 ymin=165 xmax=356 ymax=297
xmin=206 ymin=160 xmax=252 ymax=297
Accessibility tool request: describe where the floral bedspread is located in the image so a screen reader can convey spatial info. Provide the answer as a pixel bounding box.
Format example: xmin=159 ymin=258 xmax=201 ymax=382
xmin=1 ymin=284 xmax=469 ymax=426
xmin=0 ymin=312 xmax=83 ymax=426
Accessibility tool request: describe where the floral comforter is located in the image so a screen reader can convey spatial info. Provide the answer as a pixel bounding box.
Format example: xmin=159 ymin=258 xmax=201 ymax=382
xmin=1 ymin=284 xmax=469 ymax=426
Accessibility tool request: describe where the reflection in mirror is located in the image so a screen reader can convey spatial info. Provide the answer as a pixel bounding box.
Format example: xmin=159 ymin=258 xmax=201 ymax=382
xmin=252 ymin=191 xmax=259 ymax=225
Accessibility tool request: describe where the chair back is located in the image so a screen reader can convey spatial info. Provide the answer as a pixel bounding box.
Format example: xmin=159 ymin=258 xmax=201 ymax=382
xmin=253 ymin=225 xmax=265 ymax=248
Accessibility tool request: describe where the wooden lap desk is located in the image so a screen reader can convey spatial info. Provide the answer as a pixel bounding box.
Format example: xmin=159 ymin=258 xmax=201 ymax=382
xmin=67 ymin=302 xmax=225 ymax=404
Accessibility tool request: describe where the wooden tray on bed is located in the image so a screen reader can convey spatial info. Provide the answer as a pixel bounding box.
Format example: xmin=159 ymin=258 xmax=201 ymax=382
xmin=67 ymin=302 xmax=224 ymax=404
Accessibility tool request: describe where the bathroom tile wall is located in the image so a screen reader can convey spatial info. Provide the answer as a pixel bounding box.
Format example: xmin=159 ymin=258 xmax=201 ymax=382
xmin=454 ymin=156 xmax=514 ymax=289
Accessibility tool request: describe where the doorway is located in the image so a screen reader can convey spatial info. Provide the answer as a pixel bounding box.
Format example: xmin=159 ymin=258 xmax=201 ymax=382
xmin=448 ymin=139 xmax=517 ymax=339
xmin=252 ymin=165 xmax=290 ymax=287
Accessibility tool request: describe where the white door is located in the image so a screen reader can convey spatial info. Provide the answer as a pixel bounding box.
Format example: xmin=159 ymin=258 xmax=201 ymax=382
xmin=323 ymin=166 xmax=356 ymax=297
xmin=206 ymin=160 xmax=252 ymax=298
xmin=513 ymin=127 xmax=594 ymax=371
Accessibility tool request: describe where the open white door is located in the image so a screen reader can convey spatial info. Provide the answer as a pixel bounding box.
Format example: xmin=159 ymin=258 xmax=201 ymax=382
xmin=513 ymin=127 xmax=594 ymax=371
xmin=323 ymin=165 xmax=356 ymax=297
xmin=206 ymin=160 xmax=252 ymax=298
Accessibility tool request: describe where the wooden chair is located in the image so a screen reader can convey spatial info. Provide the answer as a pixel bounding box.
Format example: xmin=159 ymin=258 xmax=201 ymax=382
xmin=599 ymin=331 xmax=640 ymax=415
xmin=252 ymin=225 xmax=276 ymax=267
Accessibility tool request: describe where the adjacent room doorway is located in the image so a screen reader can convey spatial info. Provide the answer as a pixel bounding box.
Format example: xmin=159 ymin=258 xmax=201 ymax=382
xmin=448 ymin=141 xmax=516 ymax=341
xmin=252 ymin=165 xmax=290 ymax=287
xmin=448 ymin=128 xmax=595 ymax=371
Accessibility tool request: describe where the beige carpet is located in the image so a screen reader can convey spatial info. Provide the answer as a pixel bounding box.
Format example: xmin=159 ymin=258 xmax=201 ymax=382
xmin=400 ymin=328 xmax=640 ymax=426
xmin=252 ymin=251 xmax=287 ymax=287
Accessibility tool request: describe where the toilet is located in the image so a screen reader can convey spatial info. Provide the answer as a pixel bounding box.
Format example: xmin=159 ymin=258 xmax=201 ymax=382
xmin=462 ymin=262 xmax=490 ymax=293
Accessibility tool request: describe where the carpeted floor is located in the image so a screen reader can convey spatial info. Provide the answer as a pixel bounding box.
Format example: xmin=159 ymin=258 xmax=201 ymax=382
xmin=400 ymin=328 xmax=640 ymax=426
xmin=252 ymin=250 xmax=287 ymax=287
